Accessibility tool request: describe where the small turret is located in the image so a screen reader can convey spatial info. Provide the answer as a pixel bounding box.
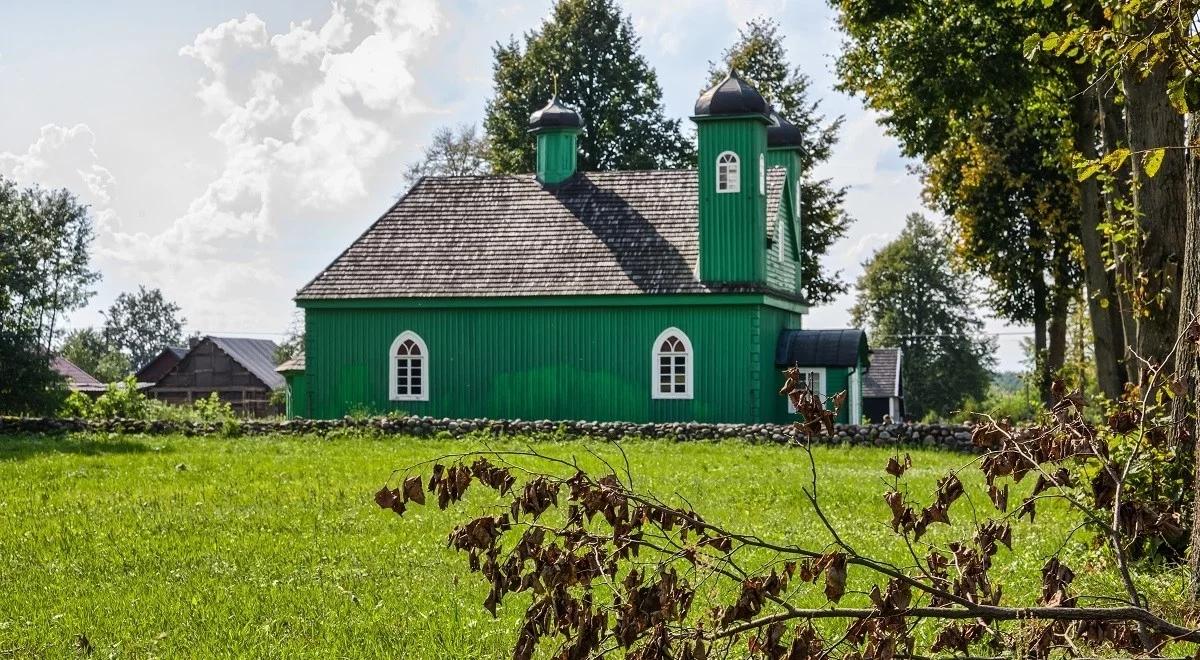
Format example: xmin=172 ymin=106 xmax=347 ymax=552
xmin=691 ymin=70 xmax=772 ymax=284
xmin=529 ymin=97 xmax=583 ymax=185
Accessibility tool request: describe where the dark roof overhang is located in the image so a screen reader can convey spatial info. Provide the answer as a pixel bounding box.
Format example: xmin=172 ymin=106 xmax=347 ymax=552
xmin=775 ymin=329 xmax=870 ymax=368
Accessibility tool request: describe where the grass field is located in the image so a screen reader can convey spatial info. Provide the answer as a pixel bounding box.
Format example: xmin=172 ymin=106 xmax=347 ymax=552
xmin=0 ymin=431 xmax=1184 ymax=658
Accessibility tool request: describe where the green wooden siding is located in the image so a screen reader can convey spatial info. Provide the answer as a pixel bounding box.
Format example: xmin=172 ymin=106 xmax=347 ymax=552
xmin=765 ymin=201 xmax=799 ymax=294
xmin=756 ymin=305 xmax=804 ymax=423
xmin=696 ymin=116 xmax=769 ymax=284
xmin=301 ymin=299 xmax=802 ymax=422
xmin=535 ymin=129 xmax=579 ymax=184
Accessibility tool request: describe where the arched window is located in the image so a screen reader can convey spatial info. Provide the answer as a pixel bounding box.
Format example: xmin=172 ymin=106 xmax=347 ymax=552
xmin=716 ymin=151 xmax=740 ymax=193
xmin=389 ymin=331 xmax=428 ymax=401
xmin=759 ymin=153 xmax=766 ymax=195
xmin=652 ymin=328 xmax=693 ymax=399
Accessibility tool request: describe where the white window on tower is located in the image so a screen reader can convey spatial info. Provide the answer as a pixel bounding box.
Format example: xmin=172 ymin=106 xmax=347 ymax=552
xmin=652 ymin=327 xmax=693 ymax=399
xmin=759 ymin=153 xmax=766 ymax=195
xmin=716 ymin=151 xmax=740 ymax=194
xmin=786 ymin=367 xmax=826 ymax=414
xmin=389 ymin=331 xmax=429 ymax=401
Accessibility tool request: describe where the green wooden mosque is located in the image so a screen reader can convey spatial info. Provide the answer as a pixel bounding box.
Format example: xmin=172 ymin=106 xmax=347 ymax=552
xmin=280 ymin=71 xmax=870 ymax=423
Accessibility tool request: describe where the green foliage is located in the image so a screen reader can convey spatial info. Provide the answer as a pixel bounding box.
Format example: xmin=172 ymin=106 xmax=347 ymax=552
xmin=58 ymin=327 xmax=128 ymax=382
xmin=60 ymin=379 xmax=242 ymax=423
xmin=102 ymin=285 xmax=186 ymax=373
xmin=707 ymin=18 xmax=852 ymax=305
xmin=833 ymin=0 xmax=1083 ymax=394
xmin=483 ymin=0 xmax=693 ymax=174
xmin=88 ymin=377 xmax=153 ymax=420
xmin=192 ymin=392 xmax=235 ymax=421
xmin=0 ymin=175 xmax=98 ymax=414
xmin=0 ymin=433 xmax=1170 ymax=656
xmin=852 ymin=214 xmax=996 ymax=418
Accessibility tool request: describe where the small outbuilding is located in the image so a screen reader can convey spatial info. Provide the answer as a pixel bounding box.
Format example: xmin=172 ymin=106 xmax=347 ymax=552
xmin=51 ymin=356 xmax=107 ymax=396
xmin=276 ymin=353 xmax=306 ymax=419
xmin=134 ymin=346 xmax=188 ymax=387
xmin=148 ymin=336 xmax=285 ymax=416
xmin=862 ymin=347 xmax=904 ymax=422
xmin=775 ymin=329 xmax=870 ymax=424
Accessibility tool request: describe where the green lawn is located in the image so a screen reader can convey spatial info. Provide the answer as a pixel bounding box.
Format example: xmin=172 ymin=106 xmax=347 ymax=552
xmin=0 ymin=432 xmax=1182 ymax=658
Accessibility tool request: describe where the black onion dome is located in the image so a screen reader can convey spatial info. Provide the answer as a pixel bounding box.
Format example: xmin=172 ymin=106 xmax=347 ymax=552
xmin=694 ymin=69 xmax=769 ymax=117
xmin=767 ymin=110 xmax=804 ymax=148
xmin=528 ymin=97 xmax=583 ymax=131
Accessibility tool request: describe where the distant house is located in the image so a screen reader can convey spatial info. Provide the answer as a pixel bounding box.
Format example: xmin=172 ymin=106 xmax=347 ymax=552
xmin=775 ymin=329 xmax=870 ymax=423
xmin=51 ymin=356 xmax=107 ymax=396
xmin=147 ymin=336 xmax=285 ymax=416
xmin=135 ymin=346 xmax=188 ymax=387
xmin=862 ymin=347 xmax=903 ymax=422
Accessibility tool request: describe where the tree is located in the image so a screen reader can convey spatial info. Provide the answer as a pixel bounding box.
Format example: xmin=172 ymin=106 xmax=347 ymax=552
xmin=706 ymin=18 xmax=852 ymax=305
xmin=832 ymin=0 xmax=1112 ymax=403
xmin=59 ymin=327 xmax=129 ymax=382
xmin=402 ymin=124 xmax=491 ymax=190
xmin=851 ymin=214 xmax=995 ymax=418
xmin=101 ymin=286 xmax=186 ymax=372
xmin=274 ymin=311 xmax=304 ymax=364
xmin=0 ymin=176 xmax=98 ymax=414
xmin=484 ymin=0 xmax=693 ymax=174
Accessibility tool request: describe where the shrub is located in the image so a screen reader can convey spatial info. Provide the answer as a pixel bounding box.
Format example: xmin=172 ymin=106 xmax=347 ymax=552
xmin=192 ymin=392 xmax=235 ymax=422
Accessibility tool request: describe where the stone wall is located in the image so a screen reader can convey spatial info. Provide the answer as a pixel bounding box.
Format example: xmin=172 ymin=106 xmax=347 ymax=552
xmin=0 ymin=415 xmax=977 ymax=451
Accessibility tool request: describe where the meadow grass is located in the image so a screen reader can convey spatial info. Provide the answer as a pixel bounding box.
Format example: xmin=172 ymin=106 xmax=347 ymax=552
xmin=0 ymin=431 xmax=1184 ymax=658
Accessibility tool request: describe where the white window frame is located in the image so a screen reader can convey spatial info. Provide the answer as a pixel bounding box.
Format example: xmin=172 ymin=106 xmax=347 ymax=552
xmin=651 ymin=327 xmax=694 ymax=400
xmin=389 ymin=331 xmax=429 ymax=402
xmin=716 ymin=151 xmax=740 ymax=194
xmin=759 ymin=153 xmax=766 ymax=196
xmin=786 ymin=367 xmax=826 ymax=414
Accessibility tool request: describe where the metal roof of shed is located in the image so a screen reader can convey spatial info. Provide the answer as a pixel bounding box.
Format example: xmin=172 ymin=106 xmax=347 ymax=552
xmin=775 ymin=329 xmax=869 ymax=368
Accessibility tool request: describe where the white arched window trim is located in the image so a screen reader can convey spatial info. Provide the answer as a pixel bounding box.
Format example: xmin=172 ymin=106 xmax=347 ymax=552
xmin=651 ymin=327 xmax=694 ymax=400
xmin=716 ymin=151 xmax=740 ymax=194
xmin=389 ymin=331 xmax=429 ymax=402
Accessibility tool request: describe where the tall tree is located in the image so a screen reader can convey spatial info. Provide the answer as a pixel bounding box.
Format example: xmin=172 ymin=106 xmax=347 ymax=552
xmin=706 ymin=18 xmax=852 ymax=305
xmin=0 ymin=176 xmax=98 ymax=413
xmin=402 ymin=124 xmax=491 ymax=190
xmin=101 ymin=286 xmax=186 ymax=372
xmin=484 ymin=0 xmax=693 ymax=174
xmin=59 ymin=327 xmax=129 ymax=382
xmin=852 ymin=214 xmax=995 ymax=419
xmin=832 ymin=0 xmax=1087 ymax=402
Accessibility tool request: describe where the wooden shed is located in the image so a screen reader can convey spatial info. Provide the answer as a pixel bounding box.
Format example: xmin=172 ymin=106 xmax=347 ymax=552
xmin=51 ymin=356 xmax=107 ymax=397
xmin=134 ymin=346 xmax=188 ymax=387
xmin=148 ymin=336 xmax=284 ymax=416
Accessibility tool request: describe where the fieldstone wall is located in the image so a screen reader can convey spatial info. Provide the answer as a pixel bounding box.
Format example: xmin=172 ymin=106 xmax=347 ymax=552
xmin=0 ymin=415 xmax=976 ymax=451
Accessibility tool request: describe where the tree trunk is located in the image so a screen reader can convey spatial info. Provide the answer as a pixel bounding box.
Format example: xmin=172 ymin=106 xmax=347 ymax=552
xmin=1100 ymin=87 xmax=1138 ymax=383
xmin=1180 ymin=112 xmax=1200 ymax=602
xmin=1047 ymin=281 xmax=1070 ymax=386
xmin=1034 ymin=273 xmax=1051 ymax=406
xmin=1124 ymin=63 xmax=1187 ymax=378
xmin=1073 ymin=78 xmax=1128 ymax=399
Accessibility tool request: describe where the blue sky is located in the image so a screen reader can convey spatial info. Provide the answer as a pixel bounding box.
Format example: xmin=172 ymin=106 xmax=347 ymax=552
xmin=0 ymin=0 xmax=1029 ymax=370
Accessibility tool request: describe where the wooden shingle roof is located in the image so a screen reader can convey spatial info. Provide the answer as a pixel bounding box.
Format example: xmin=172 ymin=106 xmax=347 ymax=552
xmin=864 ymin=347 xmax=902 ymax=398
xmin=297 ymin=169 xmax=791 ymax=301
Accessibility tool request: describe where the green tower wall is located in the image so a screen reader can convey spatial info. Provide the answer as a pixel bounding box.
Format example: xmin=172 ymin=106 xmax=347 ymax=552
xmin=695 ymin=116 xmax=769 ymax=284
xmin=535 ymin=129 xmax=579 ymax=184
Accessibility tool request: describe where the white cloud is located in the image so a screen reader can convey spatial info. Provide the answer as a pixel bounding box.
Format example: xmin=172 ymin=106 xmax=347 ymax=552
xmin=6 ymin=0 xmax=444 ymax=335
xmin=0 ymin=123 xmax=116 ymax=206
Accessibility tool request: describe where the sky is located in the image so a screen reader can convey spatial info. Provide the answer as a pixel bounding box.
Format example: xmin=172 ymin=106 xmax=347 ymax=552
xmin=0 ymin=0 xmax=1031 ymax=370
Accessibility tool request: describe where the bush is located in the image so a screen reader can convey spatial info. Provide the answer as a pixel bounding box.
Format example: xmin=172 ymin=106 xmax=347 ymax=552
xmin=192 ymin=392 xmax=235 ymax=422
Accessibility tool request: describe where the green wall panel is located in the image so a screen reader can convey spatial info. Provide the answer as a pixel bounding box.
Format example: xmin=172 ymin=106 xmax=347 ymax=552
xmin=303 ymin=302 xmax=805 ymax=423
xmin=696 ymin=116 xmax=769 ymax=284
